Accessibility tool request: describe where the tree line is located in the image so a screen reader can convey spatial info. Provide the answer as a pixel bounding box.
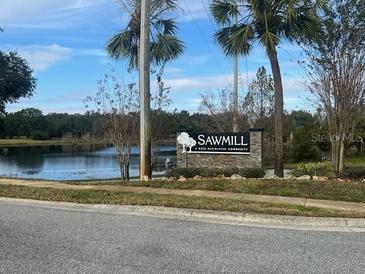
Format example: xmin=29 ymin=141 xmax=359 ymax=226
xmin=2 ymin=106 xmax=365 ymax=159
xmin=0 ymin=109 xmax=102 ymax=140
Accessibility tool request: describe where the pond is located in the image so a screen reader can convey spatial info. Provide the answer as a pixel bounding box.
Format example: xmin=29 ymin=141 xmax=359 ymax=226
xmin=0 ymin=145 xmax=176 ymax=181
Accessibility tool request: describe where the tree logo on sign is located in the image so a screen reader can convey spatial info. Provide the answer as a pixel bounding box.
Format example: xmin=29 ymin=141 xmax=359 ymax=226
xmin=177 ymin=132 xmax=197 ymax=153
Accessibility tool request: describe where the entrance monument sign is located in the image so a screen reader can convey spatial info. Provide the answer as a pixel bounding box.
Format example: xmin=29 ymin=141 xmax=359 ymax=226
xmin=178 ymin=132 xmax=251 ymax=154
xmin=176 ymin=129 xmax=263 ymax=169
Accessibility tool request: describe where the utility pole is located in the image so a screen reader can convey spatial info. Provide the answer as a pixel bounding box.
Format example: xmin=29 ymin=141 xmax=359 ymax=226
xmin=139 ymin=0 xmax=151 ymax=180
xmin=232 ymin=0 xmax=239 ymax=133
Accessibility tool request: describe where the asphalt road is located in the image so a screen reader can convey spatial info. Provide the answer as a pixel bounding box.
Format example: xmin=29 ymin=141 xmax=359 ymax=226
xmin=1 ymin=204 xmax=364 ymax=274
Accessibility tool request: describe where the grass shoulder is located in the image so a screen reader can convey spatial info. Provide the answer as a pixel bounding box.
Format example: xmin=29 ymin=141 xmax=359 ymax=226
xmin=67 ymin=178 xmax=365 ymax=203
xmin=0 ymin=184 xmax=363 ymax=218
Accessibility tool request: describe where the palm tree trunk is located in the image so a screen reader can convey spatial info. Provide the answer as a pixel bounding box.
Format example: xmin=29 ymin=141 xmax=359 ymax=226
xmin=232 ymin=1 xmax=239 ymax=133
xmin=268 ymin=48 xmax=284 ymax=178
xmin=233 ymin=54 xmax=239 ymax=132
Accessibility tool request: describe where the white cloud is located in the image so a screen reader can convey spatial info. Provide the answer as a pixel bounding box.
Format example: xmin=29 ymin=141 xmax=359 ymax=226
xmin=0 ymin=0 xmax=110 ymax=29
xmin=183 ymin=54 xmax=212 ymax=66
xmin=0 ymin=0 xmax=49 ymax=23
xmin=0 ymin=0 xmax=107 ymax=20
xmin=164 ymin=66 xmax=185 ymax=78
xmin=73 ymin=48 xmax=106 ymax=57
xmin=173 ymin=97 xmax=202 ymax=113
xmin=163 ymin=55 xmax=212 ymax=77
xmin=165 ymin=72 xmax=257 ymax=92
xmin=16 ymin=44 xmax=72 ymax=72
xmin=164 ymin=71 xmax=307 ymax=99
xmin=0 ymin=0 xmax=206 ymax=30
xmin=177 ymin=0 xmax=208 ymax=22
xmin=5 ymin=88 xmax=92 ymax=114
xmin=282 ymin=76 xmax=308 ymax=93
xmin=165 ymin=74 xmax=231 ymax=92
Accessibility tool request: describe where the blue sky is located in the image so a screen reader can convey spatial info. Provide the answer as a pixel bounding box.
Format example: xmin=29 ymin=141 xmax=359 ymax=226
xmin=0 ymin=0 xmax=314 ymax=114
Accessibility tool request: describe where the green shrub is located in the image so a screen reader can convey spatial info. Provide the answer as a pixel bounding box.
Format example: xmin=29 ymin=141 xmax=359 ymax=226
xmin=166 ymin=167 xmax=265 ymax=179
xmin=165 ymin=167 xmax=202 ymax=178
xmin=31 ymin=130 xmax=50 ymax=140
xmin=290 ymin=126 xmax=322 ymax=162
xmin=338 ymin=167 xmax=365 ymax=179
xmin=235 ymin=168 xmax=265 ymax=178
xmin=294 ymin=162 xmax=332 ymax=177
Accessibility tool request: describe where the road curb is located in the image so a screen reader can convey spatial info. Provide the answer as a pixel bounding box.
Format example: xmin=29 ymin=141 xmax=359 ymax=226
xmin=1 ymin=197 xmax=365 ymax=232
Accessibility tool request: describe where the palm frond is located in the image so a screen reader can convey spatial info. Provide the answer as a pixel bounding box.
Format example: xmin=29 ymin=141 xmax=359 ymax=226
xmin=106 ymin=30 xmax=139 ymax=71
xmin=126 ymin=44 xmax=139 ymax=71
xmin=250 ymin=0 xmax=268 ymax=14
xmin=214 ymin=25 xmax=254 ymax=56
xmin=281 ymin=3 xmax=319 ymax=43
xmin=155 ymin=19 xmax=178 ymax=35
xmin=230 ymin=23 xmax=255 ymax=55
xmin=106 ymin=0 xmax=183 ymax=71
xmin=106 ymin=30 xmax=134 ymax=60
xmin=211 ymin=0 xmax=239 ymax=26
xmin=214 ymin=27 xmax=235 ymax=56
xmin=212 ymin=0 xmax=319 ymax=55
xmin=152 ymin=34 xmax=185 ymax=65
xmin=260 ymin=31 xmax=279 ymax=53
xmin=152 ymin=0 xmax=177 ymax=11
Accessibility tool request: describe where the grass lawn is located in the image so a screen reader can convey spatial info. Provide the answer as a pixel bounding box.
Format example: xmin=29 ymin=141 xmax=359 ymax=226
xmin=0 ymin=184 xmax=363 ymax=218
xmin=282 ymin=155 xmax=365 ymax=169
xmin=67 ymin=178 xmax=365 ymax=203
xmin=0 ymin=138 xmax=108 ymax=147
xmin=346 ymin=155 xmax=365 ymax=167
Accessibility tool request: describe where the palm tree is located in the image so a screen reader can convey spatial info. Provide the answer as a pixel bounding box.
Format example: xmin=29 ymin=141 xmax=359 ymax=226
xmin=106 ymin=0 xmax=184 ymax=71
xmin=107 ymin=0 xmax=184 ymax=179
xmin=211 ymin=0 xmax=319 ymax=177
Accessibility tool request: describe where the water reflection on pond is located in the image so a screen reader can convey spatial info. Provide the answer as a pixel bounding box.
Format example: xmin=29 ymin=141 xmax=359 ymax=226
xmin=0 ymin=145 xmax=176 ymax=181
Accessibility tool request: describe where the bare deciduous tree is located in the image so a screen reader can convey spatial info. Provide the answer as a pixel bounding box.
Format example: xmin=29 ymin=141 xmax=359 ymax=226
xmin=85 ymin=70 xmax=139 ymax=181
xmin=150 ymin=67 xmax=172 ymax=172
xmin=306 ymin=0 xmax=365 ymax=172
xmin=85 ymin=68 xmax=172 ymax=180
xmin=200 ymin=88 xmax=248 ymax=132
xmin=307 ymin=53 xmax=365 ymax=172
